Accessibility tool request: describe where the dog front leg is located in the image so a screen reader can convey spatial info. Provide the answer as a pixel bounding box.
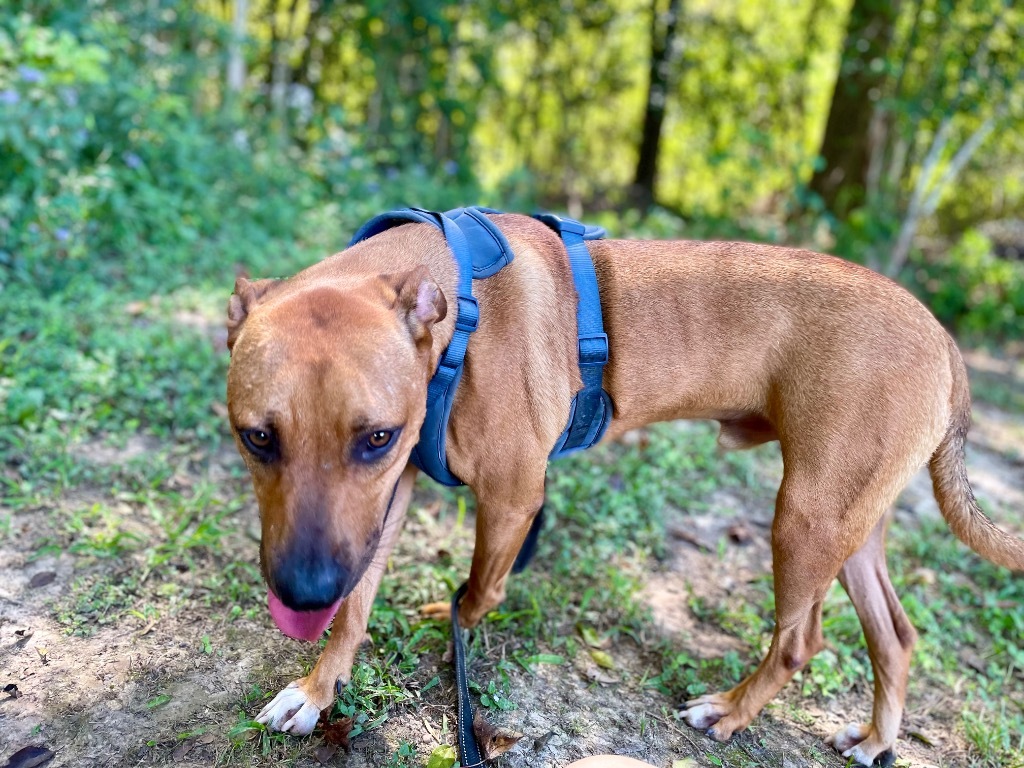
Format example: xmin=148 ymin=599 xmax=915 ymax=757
xmin=256 ymin=464 xmax=417 ymax=734
xmin=457 ymin=474 xmax=547 ymax=628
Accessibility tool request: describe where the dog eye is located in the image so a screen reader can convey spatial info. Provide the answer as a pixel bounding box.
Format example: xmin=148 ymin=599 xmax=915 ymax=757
xmin=240 ymin=428 xmax=278 ymax=461
xmin=354 ymin=428 xmax=401 ymax=463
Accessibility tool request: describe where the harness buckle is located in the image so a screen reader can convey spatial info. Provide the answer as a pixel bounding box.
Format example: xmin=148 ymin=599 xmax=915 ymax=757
xmin=535 ymin=212 xmax=585 ymax=236
xmin=578 ymin=333 xmax=609 ymax=366
xmin=455 ymin=295 xmax=479 ymax=333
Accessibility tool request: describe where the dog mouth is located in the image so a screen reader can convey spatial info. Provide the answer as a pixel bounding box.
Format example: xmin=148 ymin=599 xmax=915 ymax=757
xmin=263 ymin=480 xmax=400 ymax=642
xmin=265 ymin=526 xmax=384 ymax=642
xmin=267 ymin=589 xmax=342 ymax=642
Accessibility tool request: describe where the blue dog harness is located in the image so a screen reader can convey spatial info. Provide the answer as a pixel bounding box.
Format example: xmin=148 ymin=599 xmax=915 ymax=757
xmin=349 ymin=206 xmax=613 ymax=486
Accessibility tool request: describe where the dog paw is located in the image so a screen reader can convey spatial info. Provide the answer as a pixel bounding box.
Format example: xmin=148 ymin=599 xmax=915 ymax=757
xmin=419 ymin=601 xmax=451 ymax=622
xmin=825 ymin=723 xmax=895 ymax=767
xmin=680 ymin=693 xmax=748 ymax=741
xmin=256 ymin=681 xmax=323 ymax=735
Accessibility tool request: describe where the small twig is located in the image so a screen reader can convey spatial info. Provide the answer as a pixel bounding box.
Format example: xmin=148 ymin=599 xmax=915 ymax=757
xmin=647 ymin=712 xmax=703 ymax=753
xmin=668 ymin=526 xmax=713 ymax=552
xmin=418 ymin=711 xmax=441 ymax=744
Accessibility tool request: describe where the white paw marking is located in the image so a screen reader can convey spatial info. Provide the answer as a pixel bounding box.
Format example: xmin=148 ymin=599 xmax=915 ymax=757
xmin=682 ymin=702 xmax=721 ymax=730
xmin=843 ymin=745 xmax=876 ymax=767
xmin=826 ymin=723 xmax=869 ymax=753
xmin=256 ymin=682 xmax=322 ymax=735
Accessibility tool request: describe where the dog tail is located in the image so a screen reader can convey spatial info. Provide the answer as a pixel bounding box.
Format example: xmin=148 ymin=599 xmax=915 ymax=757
xmin=929 ymin=335 xmax=1024 ymax=571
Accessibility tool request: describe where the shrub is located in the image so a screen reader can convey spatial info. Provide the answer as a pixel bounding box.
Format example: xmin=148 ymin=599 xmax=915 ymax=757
xmin=910 ymin=229 xmax=1024 ymax=342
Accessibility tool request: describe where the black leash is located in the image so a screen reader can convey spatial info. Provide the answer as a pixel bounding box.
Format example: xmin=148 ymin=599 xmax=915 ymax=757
xmin=450 ymin=582 xmax=483 ymax=767
xmin=450 ymin=505 xmax=546 ymax=766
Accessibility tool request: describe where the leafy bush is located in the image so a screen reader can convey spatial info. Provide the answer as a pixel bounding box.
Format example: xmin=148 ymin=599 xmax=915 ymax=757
xmin=910 ymin=229 xmax=1024 ymax=342
xmin=0 ymin=9 xmax=316 ymax=294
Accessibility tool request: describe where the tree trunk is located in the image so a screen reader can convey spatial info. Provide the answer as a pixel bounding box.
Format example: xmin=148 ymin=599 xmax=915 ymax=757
xmin=631 ymin=0 xmax=683 ymax=212
xmin=808 ymin=0 xmax=900 ymax=219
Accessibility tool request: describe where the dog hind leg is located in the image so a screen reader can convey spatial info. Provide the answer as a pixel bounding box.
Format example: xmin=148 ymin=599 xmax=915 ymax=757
xmin=682 ymin=458 xmax=898 ymax=742
xmin=825 ymin=516 xmax=915 ymax=767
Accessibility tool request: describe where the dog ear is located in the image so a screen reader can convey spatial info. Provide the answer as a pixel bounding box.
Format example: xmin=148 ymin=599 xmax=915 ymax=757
xmin=226 ymin=277 xmax=281 ymax=352
xmin=386 ymin=266 xmax=447 ymax=343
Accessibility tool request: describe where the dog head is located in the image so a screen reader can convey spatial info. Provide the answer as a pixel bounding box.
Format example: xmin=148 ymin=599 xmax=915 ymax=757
xmin=225 ymin=266 xmax=445 ymax=638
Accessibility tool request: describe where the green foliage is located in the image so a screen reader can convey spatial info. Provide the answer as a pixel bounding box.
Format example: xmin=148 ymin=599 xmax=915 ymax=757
xmin=910 ymin=230 xmax=1024 ymax=341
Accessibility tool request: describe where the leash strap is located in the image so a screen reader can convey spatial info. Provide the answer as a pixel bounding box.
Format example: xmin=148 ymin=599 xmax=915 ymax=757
xmin=450 ymin=506 xmax=545 ymax=767
xmin=450 ymin=582 xmax=483 ymax=768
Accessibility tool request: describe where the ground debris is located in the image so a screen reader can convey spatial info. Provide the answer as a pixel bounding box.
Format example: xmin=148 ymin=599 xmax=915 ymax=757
xmin=666 ymin=525 xmax=712 ymax=552
xmin=472 ymin=709 xmax=523 ymax=761
xmin=313 ymin=745 xmax=337 ymax=764
xmin=316 ymin=713 xmax=353 ymax=752
xmin=170 ymin=740 xmax=194 ymax=762
xmin=27 ymin=572 xmax=56 ymax=589
xmin=726 ymin=523 xmax=753 ymax=545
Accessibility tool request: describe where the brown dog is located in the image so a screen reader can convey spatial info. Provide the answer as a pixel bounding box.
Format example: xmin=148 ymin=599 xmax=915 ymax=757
xmin=225 ymin=214 xmax=1024 ymax=765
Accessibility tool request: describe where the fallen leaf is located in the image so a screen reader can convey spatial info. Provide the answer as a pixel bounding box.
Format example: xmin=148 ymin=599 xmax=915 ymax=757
xmin=589 ymin=649 xmax=615 ymax=669
xmin=425 ymin=744 xmax=457 ymax=768
xmin=1 ymin=746 xmax=55 ymax=768
xmin=28 ymin=572 xmax=56 ymax=589
xmin=672 ymin=760 xmax=699 ymax=768
xmin=4 ymin=683 xmax=20 ymax=698
xmin=133 ymin=619 xmax=159 ymax=639
xmin=577 ymin=623 xmax=609 ymax=649
xmin=14 ymin=628 xmax=31 ymax=637
xmin=317 ymin=714 xmax=353 ymax=751
xmin=198 ymin=733 xmax=216 ymax=745
xmin=532 ymin=730 xmax=556 ymax=753
xmin=314 ymin=745 xmax=337 ymax=764
xmin=907 ymin=731 xmax=935 ymax=747
xmin=146 ymin=694 xmax=171 ymax=709
xmin=171 ymin=740 xmax=194 ymax=762
xmin=473 ymin=710 xmax=524 ymax=761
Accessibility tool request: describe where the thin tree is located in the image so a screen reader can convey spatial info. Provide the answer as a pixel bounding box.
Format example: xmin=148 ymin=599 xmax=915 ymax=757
xmin=631 ymin=0 xmax=683 ymax=212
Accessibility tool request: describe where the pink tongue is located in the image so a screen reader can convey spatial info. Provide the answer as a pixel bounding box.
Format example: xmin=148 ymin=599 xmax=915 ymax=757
xmin=268 ymin=590 xmax=342 ymax=642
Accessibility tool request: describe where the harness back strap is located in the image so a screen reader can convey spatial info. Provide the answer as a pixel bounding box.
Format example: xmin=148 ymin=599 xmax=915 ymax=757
xmin=535 ymin=214 xmax=613 ymax=458
xmin=349 ymin=207 xmax=513 ymax=486
xmin=348 ymin=207 xmax=613 ymax=486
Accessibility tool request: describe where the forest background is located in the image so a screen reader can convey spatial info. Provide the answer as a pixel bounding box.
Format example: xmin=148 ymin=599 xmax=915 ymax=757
xmin=2 ymin=0 xmax=1023 ymax=343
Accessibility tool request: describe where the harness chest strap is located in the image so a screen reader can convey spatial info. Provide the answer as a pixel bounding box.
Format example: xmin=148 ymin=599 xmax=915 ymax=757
xmin=348 ymin=206 xmax=613 ymax=485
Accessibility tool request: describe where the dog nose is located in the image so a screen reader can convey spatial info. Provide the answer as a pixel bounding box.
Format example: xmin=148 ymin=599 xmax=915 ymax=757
xmin=270 ymin=536 xmax=350 ymax=611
